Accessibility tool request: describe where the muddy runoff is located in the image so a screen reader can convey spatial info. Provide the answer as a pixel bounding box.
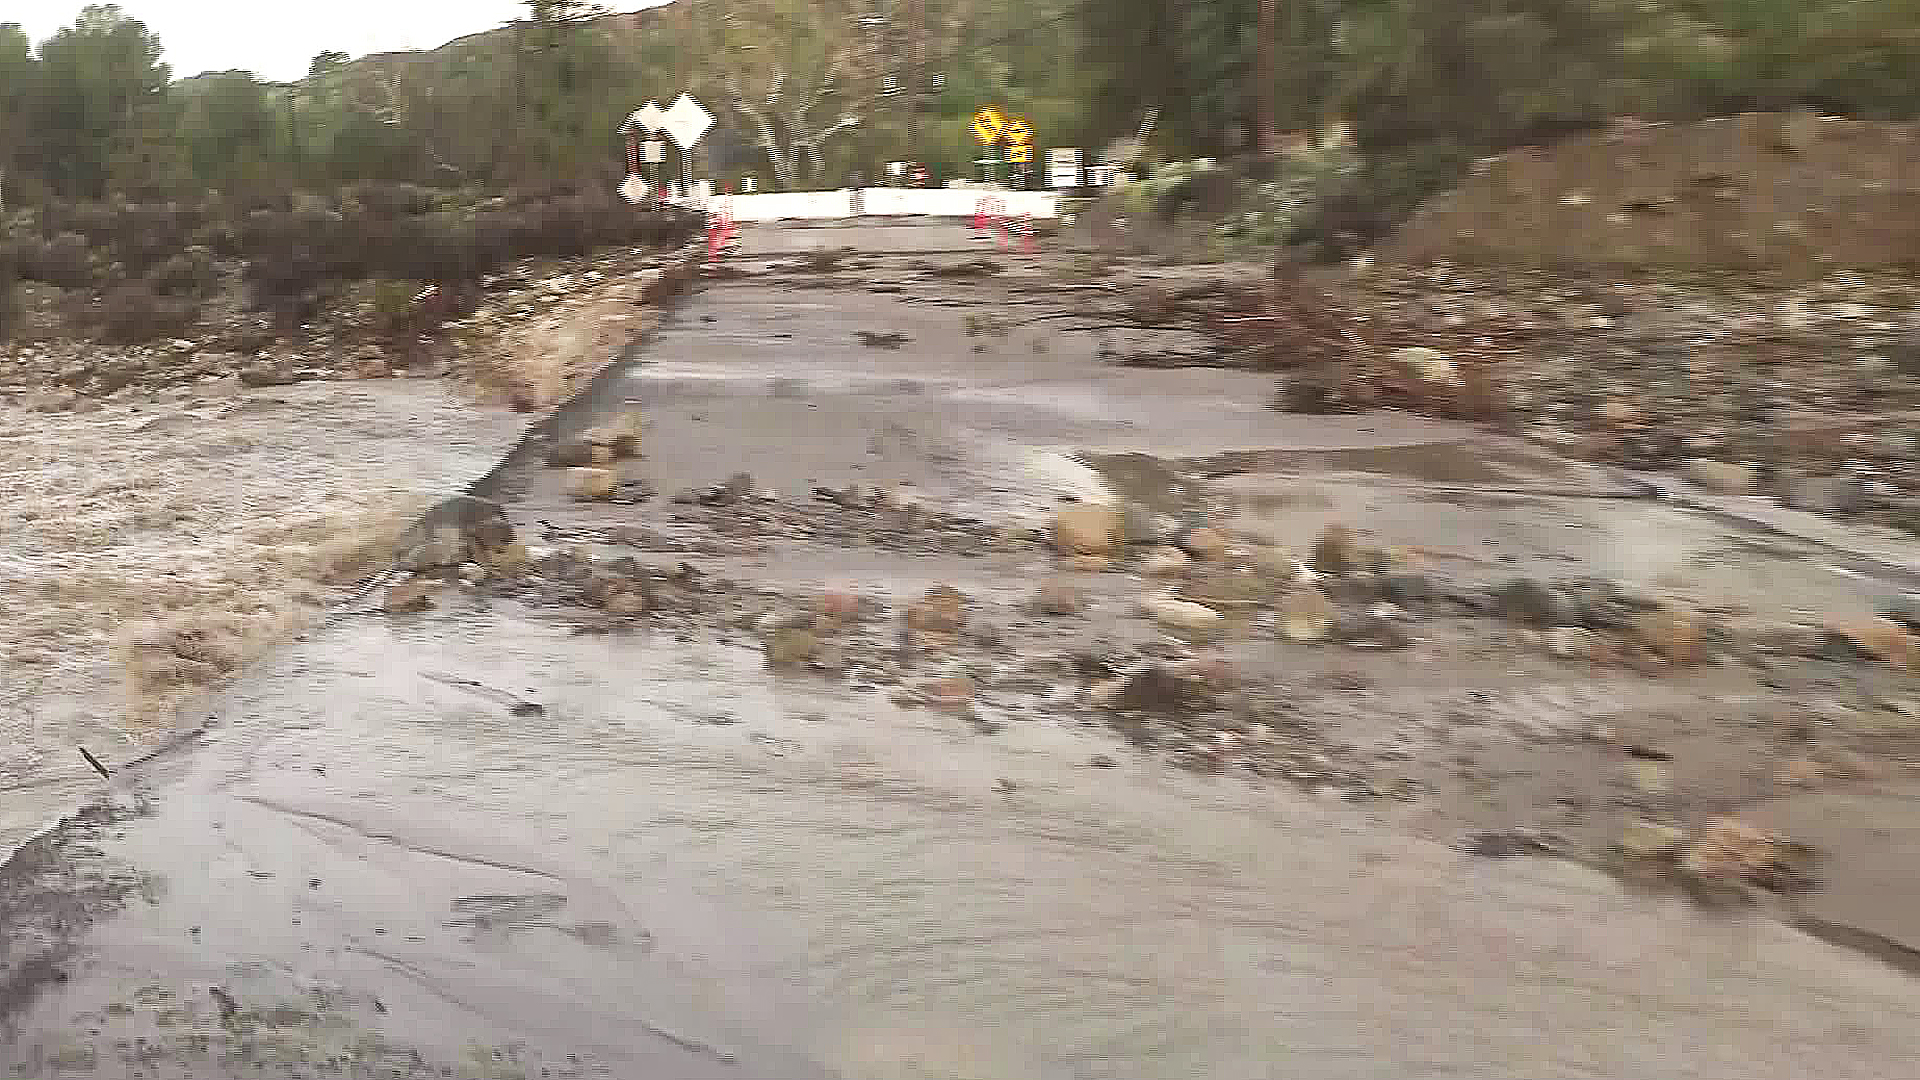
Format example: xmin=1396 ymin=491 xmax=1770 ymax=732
xmin=8 ymin=237 xmax=1920 ymax=1077
xmin=0 ymin=243 xmax=701 ymax=862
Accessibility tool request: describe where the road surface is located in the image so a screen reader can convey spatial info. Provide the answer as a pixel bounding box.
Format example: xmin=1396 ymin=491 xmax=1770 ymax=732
xmin=5 ymin=228 xmax=1920 ymax=1079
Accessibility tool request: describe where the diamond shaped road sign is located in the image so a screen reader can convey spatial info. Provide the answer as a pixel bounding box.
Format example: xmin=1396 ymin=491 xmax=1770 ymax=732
xmin=622 ymin=100 xmax=665 ymax=135
xmin=659 ymin=93 xmax=714 ymax=150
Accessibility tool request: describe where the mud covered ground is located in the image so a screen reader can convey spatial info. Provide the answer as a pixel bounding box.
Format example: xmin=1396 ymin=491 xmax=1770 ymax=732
xmin=6 ymin=229 xmax=1920 ymax=1077
xmin=507 ymin=240 xmax=1920 ymax=953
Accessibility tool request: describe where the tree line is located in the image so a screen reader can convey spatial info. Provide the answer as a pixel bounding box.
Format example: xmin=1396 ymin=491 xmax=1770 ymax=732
xmin=4 ymin=1 xmax=1920 ymax=213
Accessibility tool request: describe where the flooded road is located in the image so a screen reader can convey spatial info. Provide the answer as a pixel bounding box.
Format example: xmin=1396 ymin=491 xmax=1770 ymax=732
xmin=9 ymin=233 xmax=1920 ymax=1078
xmin=14 ymin=605 xmax=1920 ymax=1078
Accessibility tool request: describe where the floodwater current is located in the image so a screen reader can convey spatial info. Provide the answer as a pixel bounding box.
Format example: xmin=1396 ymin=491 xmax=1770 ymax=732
xmin=10 ymin=603 xmax=1919 ymax=1078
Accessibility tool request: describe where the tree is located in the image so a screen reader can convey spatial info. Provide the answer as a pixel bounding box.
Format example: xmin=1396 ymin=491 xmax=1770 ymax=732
xmin=689 ymin=0 xmax=873 ymax=189
xmin=175 ymin=71 xmax=284 ymax=190
xmin=32 ymin=4 xmax=170 ymax=198
xmin=307 ymin=50 xmax=349 ymax=81
xmin=0 ymin=23 xmax=37 ymax=210
xmin=1349 ymin=0 xmax=1644 ymax=146
xmin=507 ymin=0 xmax=623 ymax=179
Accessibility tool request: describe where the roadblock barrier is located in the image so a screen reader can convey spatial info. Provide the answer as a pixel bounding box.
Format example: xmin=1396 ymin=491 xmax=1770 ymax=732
xmin=700 ymin=188 xmax=1058 ymax=223
xmin=706 ymin=195 xmax=737 ymax=259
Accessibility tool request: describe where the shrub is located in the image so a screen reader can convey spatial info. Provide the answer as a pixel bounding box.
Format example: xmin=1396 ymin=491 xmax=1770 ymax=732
xmin=370 ymin=277 xmax=427 ymax=330
xmin=228 ymin=185 xmax=699 ymax=320
xmin=1159 ymin=168 xmax=1239 ymax=221
xmin=244 ymin=253 xmax=327 ymax=328
xmin=96 ymin=282 xmax=201 ymax=343
xmin=108 ymin=202 xmax=206 ymax=275
xmin=21 ymin=232 xmax=97 ymax=288
xmin=347 ymin=181 xmax=438 ymax=218
xmin=371 ymin=277 xmax=475 ymax=339
xmin=148 ymin=246 xmax=220 ymax=297
xmin=1284 ymin=142 xmax=1474 ymax=259
xmin=0 ymin=255 xmax=17 ymax=340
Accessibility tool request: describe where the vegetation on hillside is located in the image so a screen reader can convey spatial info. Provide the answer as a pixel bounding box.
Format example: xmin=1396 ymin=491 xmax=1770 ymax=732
xmin=5 ymin=0 xmax=1920 ymax=333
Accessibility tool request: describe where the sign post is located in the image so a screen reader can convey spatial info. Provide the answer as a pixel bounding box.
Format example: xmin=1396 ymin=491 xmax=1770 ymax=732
xmin=972 ymin=107 xmax=1005 ymax=184
xmin=1003 ymin=117 xmax=1033 ymax=189
xmin=621 ymin=95 xmax=712 ymax=205
xmin=619 ymin=102 xmax=667 ymax=204
xmin=659 ymin=92 xmax=715 ymax=197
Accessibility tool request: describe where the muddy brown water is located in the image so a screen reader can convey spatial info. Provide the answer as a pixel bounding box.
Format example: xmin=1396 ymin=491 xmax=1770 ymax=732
xmin=11 ymin=237 xmax=1920 ymax=1077
xmin=14 ymin=607 xmax=1920 ymax=1079
xmin=0 ymin=382 xmax=527 ymax=861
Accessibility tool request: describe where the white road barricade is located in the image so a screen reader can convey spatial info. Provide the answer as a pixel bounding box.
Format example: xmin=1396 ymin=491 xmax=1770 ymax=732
xmin=709 ymin=187 xmax=1059 ymax=223
xmin=859 ymin=188 xmax=1058 ymax=219
xmin=725 ymin=191 xmax=858 ymax=222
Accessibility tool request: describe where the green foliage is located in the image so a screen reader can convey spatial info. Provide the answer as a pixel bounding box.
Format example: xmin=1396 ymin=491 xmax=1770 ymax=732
xmin=10 ymin=0 xmax=1920 ymax=257
xmin=175 ymin=71 xmax=284 ymax=190
xmin=369 ymin=277 xmax=427 ymax=331
xmin=239 ymin=185 xmax=698 ymax=320
xmin=31 ymin=5 xmax=170 ymax=198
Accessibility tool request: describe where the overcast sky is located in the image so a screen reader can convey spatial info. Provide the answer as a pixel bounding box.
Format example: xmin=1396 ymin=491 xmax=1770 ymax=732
xmin=12 ymin=1 xmax=664 ymax=83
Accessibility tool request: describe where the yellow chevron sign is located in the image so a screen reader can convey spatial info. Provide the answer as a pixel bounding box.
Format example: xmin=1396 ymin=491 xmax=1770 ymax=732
xmin=972 ymin=106 xmax=1006 ymax=144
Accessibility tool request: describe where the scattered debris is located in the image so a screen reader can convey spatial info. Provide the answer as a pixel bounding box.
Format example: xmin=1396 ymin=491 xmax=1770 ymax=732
xmin=1139 ymin=595 xmax=1224 ymax=634
xmin=1053 ymin=504 xmax=1122 ymax=556
xmin=1278 ymin=587 xmax=1336 ymax=643
xmin=1620 ymin=820 xmax=1688 ymax=859
xmin=766 ymin=628 xmax=821 ymax=667
xmin=566 ymin=467 xmax=620 ymax=502
xmin=1031 ymin=579 xmax=1087 ymax=617
xmin=1679 ymin=817 xmax=1817 ymax=894
xmin=906 ymin=585 xmax=968 ymax=634
xmin=1460 ymin=829 xmax=1564 ymax=857
xmin=1310 ymin=524 xmax=1358 ymax=576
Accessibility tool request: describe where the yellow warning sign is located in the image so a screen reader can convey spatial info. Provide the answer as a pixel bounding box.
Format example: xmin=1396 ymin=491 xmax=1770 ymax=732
xmin=1007 ymin=141 xmax=1032 ymax=164
xmin=1004 ymin=118 xmax=1033 ymax=146
xmin=972 ymin=107 xmax=1006 ymax=145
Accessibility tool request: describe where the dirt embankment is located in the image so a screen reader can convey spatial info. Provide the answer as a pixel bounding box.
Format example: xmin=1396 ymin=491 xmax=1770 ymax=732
xmin=1386 ymin=111 xmax=1920 ymax=270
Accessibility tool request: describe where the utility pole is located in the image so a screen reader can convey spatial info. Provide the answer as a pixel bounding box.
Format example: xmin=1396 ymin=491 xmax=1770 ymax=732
xmin=1257 ymin=0 xmax=1278 ymax=153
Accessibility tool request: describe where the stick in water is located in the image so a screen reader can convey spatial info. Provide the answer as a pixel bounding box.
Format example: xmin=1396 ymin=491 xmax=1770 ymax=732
xmin=79 ymin=746 xmax=110 ymax=779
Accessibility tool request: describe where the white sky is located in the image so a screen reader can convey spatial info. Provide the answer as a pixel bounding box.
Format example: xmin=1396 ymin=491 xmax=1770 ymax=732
xmin=10 ymin=1 xmax=666 ymax=82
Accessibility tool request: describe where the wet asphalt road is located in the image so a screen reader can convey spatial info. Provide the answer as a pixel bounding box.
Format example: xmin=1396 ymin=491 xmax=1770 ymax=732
xmin=6 ymin=228 xmax=1920 ymax=1078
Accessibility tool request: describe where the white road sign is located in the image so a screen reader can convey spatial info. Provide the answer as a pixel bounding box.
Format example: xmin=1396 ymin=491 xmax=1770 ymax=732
xmin=618 ymin=175 xmax=649 ymax=204
xmin=659 ymin=93 xmax=714 ymax=150
xmin=624 ymin=101 xmax=665 ymax=134
xmin=1048 ymin=147 xmax=1083 ymax=188
xmin=643 ymin=139 xmax=665 ymax=164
